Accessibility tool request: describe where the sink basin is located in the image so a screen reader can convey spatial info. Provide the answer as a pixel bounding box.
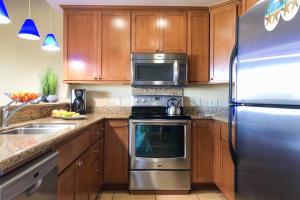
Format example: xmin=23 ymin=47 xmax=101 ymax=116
xmin=23 ymin=123 xmax=76 ymax=129
xmin=0 ymin=123 xmax=76 ymax=135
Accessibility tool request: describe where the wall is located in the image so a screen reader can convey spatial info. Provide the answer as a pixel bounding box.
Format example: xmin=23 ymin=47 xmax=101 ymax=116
xmin=0 ymin=0 xmax=228 ymax=107
xmin=0 ymin=0 xmax=69 ymax=106
xmin=69 ymin=84 xmax=229 ymax=107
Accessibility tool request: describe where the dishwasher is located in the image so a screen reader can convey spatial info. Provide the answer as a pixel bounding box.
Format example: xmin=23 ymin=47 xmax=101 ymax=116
xmin=0 ymin=151 xmax=58 ymax=200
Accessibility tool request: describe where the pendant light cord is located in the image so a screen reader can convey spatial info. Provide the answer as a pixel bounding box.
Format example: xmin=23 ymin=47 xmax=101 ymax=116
xmin=49 ymin=6 xmax=52 ymax=33
xmin=29 ymin=0 xmax=31 ymax=18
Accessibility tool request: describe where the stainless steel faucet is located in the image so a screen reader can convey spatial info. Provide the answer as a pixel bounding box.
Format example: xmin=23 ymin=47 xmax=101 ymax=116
xmin=2 ymin=100 xmax=32 ymax=128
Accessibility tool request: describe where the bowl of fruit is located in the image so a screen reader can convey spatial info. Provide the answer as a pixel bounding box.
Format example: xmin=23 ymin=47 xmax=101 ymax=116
xmin=6 ymin=92 xmax=41 ymax=103
xmin=51 ymin=110 xmax=86 ymax=120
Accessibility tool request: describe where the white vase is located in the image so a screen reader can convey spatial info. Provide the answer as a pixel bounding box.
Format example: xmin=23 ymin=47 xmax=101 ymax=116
xmin=47 ymin=95 xmax=58 ymax=102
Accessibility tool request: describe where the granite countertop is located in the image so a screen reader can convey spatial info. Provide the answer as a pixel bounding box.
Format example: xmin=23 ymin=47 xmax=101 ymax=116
xmin=0 ymin=113 xmax=227 ymax=175
xmin=0 ymin=113 xmax=129 ymax=175
xmin=190 ymin=115 xmax=228 ymax=123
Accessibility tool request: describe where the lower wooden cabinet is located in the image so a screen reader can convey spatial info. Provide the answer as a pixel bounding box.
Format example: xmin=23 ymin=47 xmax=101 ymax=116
xmin=214 ymin=121 xmax=235 ymax=200
xmin=191 ymin=119 xmax=214 ymax=184
xmin=104 ymin=119 xmax=129 ymax=184
xmin=58 ymin=161 xmax=76 ymax=200
xmin=57 ymin=121 xmax=104 ymax=200
xmin=213 ymin=121 xmax=222 ymax=188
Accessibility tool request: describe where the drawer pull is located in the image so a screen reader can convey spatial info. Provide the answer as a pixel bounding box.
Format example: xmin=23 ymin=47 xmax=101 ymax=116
xmin=78 ymin=160 xmax=83 ymax=167
xmin=93 ymin=150 xmax=99 ymax=154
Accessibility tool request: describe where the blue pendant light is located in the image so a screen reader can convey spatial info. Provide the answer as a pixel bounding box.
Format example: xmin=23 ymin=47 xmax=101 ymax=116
xmin=0 ymin=0 xmax=10 ymax=24
xmin=42 ymin=6 xmax=60 ymax=51
xmin=42 ymin=33 xmax=60 ymax=51
xmin=18 ymin=0 xmax=40 ymax=40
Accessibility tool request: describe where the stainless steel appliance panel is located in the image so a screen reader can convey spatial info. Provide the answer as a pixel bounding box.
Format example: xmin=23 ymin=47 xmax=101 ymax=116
xmin=235 ymin=0 xmax=300 ymax=105
xmin=130 ymin=170 xmax=190 ymax=190
xmin=130 ymin=119 xmax=191 ymax=170
xmin=0 ymin=152 xmax=58 ymax=200
xmin=131 ymin=53 xmax=188 ymax=86
xmin=236 ymin=106 xmax=300 ymax=200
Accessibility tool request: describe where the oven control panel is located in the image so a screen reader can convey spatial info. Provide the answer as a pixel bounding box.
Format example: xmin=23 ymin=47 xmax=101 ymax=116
xmin=132 ymin=95 xmax=183 ymax=107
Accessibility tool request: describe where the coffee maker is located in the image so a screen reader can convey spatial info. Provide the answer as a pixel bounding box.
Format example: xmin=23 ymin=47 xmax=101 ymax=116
xmin=71 ymin=89 xmax=86 ymax=114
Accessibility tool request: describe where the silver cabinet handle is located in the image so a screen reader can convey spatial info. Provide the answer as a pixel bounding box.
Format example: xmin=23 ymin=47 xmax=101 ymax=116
xmin=26 ymin=179 xmax=43 ymax=197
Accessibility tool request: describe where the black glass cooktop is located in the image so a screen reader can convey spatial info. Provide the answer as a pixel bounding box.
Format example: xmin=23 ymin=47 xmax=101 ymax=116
xmin=130 ymin=106 xmax=191 ymax=120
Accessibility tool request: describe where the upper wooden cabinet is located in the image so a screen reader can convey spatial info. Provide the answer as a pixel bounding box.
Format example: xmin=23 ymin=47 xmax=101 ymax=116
xmin=64 ymin=9 xmax=131 ymax=83
xmin=210 ymin=2 xmax=239 ymax=82
xmin=187 ymin=11 xmax=209 ymax=83
xmin=64 ymin=10 xmax=98 ymax=81
xmin=191 ymin=119 xmax=214 ymax=184
xmin=99 ymin=11 xmax=131 ymax=81
xmin=131 ymin=11 xmax=187 ymax=53
xmin=240 ymin=0 xmax=258 ymax=15
xmin=131 ymin=11 xmax=161 ymax=53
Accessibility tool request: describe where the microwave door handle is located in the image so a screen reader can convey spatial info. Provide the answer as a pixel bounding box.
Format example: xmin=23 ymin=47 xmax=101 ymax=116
xmin=173 ymin=60 xmax=179 ymax=85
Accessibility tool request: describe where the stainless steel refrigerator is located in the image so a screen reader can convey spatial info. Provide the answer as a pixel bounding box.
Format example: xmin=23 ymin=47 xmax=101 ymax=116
xmin=228 ymin=0 xmax=300 ymax=199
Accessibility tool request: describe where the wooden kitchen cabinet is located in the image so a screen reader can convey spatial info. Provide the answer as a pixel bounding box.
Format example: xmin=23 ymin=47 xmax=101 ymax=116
xmin=240 ymin=0 xmax=258 ymax=15
xmin=187 ymin=11 xmax=210 ymax=83
xmin=58 ymin=121 xmax=105 ymax=200
xmin=131 ymin=11 xmax=187 ymax=53
xmin=192 ymin=120 xmax=214 ymax=184
xmin=64 ymin=9 xmax=131 ymax=83
xmin=58 ymin=148 xmax=90 ymax=200
xmin=214 ymin=121 xmax=235 ymax=200
xmin=58 ymin=161 xmax=76 ymax=200
xmin=131 ymin=11 xmax=161 ymax=53
xmin=213 ymin=121 xmax=222 ymax=188
xmin=210 ymin=2 xmax=239 ymax=82
xmin=160 ymin=12 xmax=187 ymax=53
xmin=99 ymin=11 xmax=131 ymax=81
xmin=64 ymin=10 xmax=98 ymax=81
xmin=104 ymin=120 xmax=129 ymax=184
xmin=221 ymin=140 xmax=235 ymax=200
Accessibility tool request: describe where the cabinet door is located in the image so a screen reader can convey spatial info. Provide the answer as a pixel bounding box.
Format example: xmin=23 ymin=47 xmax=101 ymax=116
xmin=221 ymin=140 xmax=235 ymax=200
xmin=104 ymin=120 xmax=129 ymax=183
xmin=75 ymin=150 xmax=90 ymax=200
xmin=191 ymin=120 xmax=214 ymax=183
xmin=131 ymin=11 xmax=160 ymax=53
xmin=187 ymin=11 xmax=209 ymax=82
xmin=241 ymin=0 xmax=258 ymax=15
xmin=213 ymin=122 xmax=222 ymax=189
xmin=58 ymin=162 xmax=76 ymax=200
xmin=160 ymin=12 xmax=187 ymax=53
xmin=210 ymin=2 xmax=238 ymax=82
xmin=100 ymin=11 xmax=131 ymax=81
xmin=64 ymin=10 xmax=98 ymax=81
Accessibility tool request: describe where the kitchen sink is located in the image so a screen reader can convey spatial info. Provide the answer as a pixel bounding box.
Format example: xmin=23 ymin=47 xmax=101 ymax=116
xmin=0 ymin=123 xmax=76 ymax=135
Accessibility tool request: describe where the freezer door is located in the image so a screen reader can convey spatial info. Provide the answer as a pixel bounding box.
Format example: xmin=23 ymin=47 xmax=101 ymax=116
xmin=236 ymin=106 xmax=300 ymax=200
xmin=235 ymin=0 xmax=300 ymax=105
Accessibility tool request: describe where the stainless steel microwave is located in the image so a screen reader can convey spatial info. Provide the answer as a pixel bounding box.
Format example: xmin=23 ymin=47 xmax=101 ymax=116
xmin=131 ymin=53 xmax=188 ymax=86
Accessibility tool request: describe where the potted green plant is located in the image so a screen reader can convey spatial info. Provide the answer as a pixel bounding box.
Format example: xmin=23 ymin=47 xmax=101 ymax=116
xmin=40 ymin=68 xmax=58 ymax=102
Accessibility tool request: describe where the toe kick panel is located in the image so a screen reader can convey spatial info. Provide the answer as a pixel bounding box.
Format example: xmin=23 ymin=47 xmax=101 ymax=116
xmin=130 ymin=170 xmax=191 ymax=190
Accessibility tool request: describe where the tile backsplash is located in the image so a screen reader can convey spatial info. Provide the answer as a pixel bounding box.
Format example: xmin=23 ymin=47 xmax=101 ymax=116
xmin=132 ymin=87 xmax=183 ymax=96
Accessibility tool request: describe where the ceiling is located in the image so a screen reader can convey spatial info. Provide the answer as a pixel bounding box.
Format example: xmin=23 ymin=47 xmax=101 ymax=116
xmin=47 ymin=0 xmax=225 ymax=11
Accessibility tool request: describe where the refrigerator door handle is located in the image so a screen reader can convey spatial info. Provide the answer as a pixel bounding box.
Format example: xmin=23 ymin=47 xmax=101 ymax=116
xmin=229 ymin=18 xmax=239 ymax=105
xmin=228 ymin=105 xmax=237 ymax=165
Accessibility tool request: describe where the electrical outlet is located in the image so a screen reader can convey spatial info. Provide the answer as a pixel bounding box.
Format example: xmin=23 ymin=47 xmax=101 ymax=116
xmin=208 ymin=98 xmax=218 ymax=107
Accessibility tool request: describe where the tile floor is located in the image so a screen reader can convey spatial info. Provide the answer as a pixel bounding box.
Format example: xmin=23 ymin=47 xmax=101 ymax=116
xmin=98 ymin=190 xmax=226 ymax=200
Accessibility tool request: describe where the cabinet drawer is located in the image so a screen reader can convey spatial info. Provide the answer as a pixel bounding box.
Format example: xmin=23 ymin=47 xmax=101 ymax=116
xmin=91 ymin=122 xmax=104 ymax=144
xmin=90 ymin=158 xmax=101 ymax=194
xmin=89 ymin=138 xmax=103 ymax=165
xmin=107 ymin=120 xmax=128 ymax=128
xmin=58 ymin=130 xmax=91 ymax=173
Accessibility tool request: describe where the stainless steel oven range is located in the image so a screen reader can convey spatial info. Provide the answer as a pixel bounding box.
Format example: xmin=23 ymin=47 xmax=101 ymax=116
xmin=129 ymin=95 xmax=191 ymax=191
